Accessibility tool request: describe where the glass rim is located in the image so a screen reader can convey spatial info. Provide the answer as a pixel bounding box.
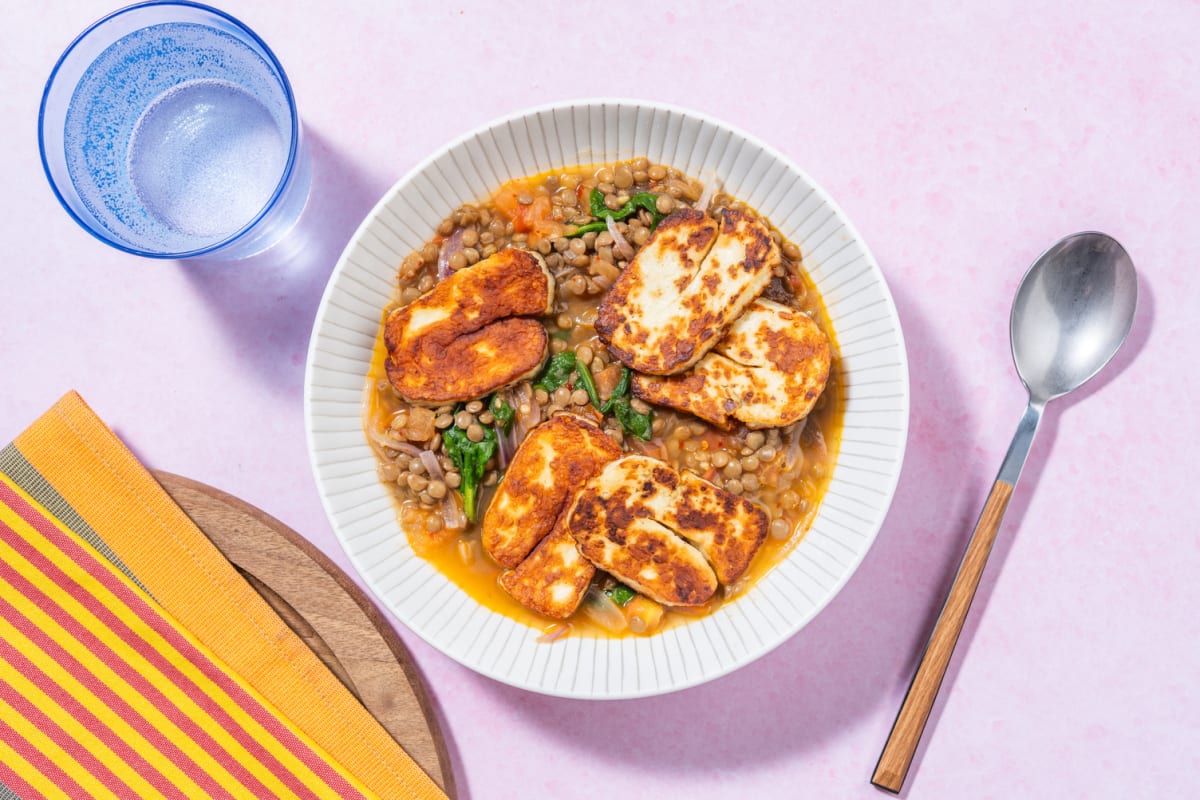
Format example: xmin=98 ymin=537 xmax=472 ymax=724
xmin=37 ymin=0 xmax=302 ymax=260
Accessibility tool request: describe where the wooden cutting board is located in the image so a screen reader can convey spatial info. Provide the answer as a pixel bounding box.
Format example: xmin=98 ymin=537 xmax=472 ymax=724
xmin=153 ymin=471 xmax=455 ymax=797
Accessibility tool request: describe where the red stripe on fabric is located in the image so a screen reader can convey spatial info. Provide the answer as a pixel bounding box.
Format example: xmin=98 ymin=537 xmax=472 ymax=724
xmin=0 ymin=591 xmax=231 ymax=799
xmin=0 ymin=633 xmax=186 ymax=800
xmin=0 ymin=672 xmax=135 ymax=797
xmin=0 ymin=713 xmax=94 ymax=800
xmin=0 ymin=480 xmax=366 ymax=799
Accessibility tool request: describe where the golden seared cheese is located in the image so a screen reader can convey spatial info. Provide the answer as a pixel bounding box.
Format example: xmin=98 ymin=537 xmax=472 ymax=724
xmin=633 ymin=298 xmax=831 ymax=429
xmin=566 ymin=456 xmax=768 ymax=606
xmin=669 ymin=470 xmax=768 ymax=585
xmin=595 ymin=207 xmax=779 ymax=376
xmin=384 ymin=248 xmax=554 ymax=405
xmin=498 ymin=524 xmax=594 ymax=619
xmin=482 ymin=415 xmax=622 ymax=569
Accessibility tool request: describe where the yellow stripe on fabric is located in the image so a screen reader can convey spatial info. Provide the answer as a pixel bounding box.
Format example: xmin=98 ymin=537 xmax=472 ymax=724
xmin=15 ymin=392 xmax=445 ymax=799
xmin=0 ymin=638 xmax=161 ymax=798
xmin=0 ymin=692 xmax=97 ymax=799
xmin=0 ymin=480 xmax=375 ymax=800
xmin=0 ymin=733 xmax=75 ymax=800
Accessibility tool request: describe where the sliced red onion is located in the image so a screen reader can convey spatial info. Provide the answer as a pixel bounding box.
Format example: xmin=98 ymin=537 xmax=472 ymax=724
xmin=436 ymin=228 xmax=465 ymax=281
xmin=581 ymin=587 xmax=627 ymax=633
xmin=512 ymin=382 xmax=541 ymax=439
xmin=491 ymin=389 xmax=515 ymax=468
xmin=367 ymin=428 xmax=425 ymax=457
xmin=513 ymin=382 xmax=532 ymax=409
xmin=523 ymin=398 xmax=541 ymax=430
xmin=606 ymin=215 xmax=635 ymax=261
xmin=419 ymin=448 xmax=465 ymax=529
xmin=441 ymin=496 xmax=467 ymax=531
xmin=783 ymin=418 xmax=807 ymax=473
xmin=809 ymin=423 xmax=826 ymax=456
xmin=536 ymin=623 xmax=571 ymax=644
xmin=495 ymin=426 xmax=512 ymax=468
xmin=418 ymin=450 xmax=445 ymax=481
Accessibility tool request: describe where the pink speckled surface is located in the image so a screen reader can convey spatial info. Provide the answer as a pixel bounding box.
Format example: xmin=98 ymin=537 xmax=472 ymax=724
xmin=3 ymin=2 xmax=1197 ymax=797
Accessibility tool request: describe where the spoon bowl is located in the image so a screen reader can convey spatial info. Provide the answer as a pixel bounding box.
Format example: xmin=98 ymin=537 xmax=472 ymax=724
xmin=1012 ymin=232 xmax=1138 ymax=402
xmin=872 ymin=232 xmax=1139 ymax=793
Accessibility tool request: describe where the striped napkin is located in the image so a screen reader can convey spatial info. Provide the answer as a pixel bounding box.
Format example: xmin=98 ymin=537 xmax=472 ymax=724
xmin=0 ymin=392 xmax=447 ymax=800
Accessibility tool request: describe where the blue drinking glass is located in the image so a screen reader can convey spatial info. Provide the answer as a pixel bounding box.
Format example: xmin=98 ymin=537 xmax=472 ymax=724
xmin=39 ymin=2 xmax=310 ymax=260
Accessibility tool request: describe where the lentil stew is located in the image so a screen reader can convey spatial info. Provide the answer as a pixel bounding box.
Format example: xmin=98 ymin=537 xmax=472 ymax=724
xmin=364 ymin=158 xmax=842 ymax=639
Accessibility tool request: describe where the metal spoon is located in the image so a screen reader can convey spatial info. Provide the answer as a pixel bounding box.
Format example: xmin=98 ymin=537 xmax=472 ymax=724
xmin=871 ymin=232 xmax=1138 ymax=793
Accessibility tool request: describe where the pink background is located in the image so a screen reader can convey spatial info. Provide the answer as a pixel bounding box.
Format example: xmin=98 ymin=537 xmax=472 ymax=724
xmin=3 ymin=2 xmax=1197 ymax=797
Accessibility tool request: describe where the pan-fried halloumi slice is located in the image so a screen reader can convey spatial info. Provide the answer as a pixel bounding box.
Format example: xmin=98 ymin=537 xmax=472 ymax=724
xmin=596 ymin=207 xmax=779 ymax=375
xmin=576 ymin=515 xmax=717 ymax=608
xmin=667 ymin=471 xmax=768 ymax=585
xmin=633 ymin=298 xmax=831 ymax=429
xmin=498 ymin=523 xmax=595 ymax=619
xmin=384 ymin=248 xmax=554 ymax=405
xmin=566 ymin=456 xmax=768 ymax=606
xmin=482 ymin=415 xmax=622 ymax=569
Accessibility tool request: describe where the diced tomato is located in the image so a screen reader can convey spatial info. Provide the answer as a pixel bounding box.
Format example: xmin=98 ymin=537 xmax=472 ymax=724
xmin=492 ymin=178 xmax=565 ymax=246
xmin=400 ymin=504 xmax=456 ymax=556
xmin=493 ymin=181 xmax=527 ymax=226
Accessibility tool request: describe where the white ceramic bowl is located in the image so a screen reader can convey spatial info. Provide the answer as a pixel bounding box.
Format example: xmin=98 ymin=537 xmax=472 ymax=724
xmin=305 ymin=99 xmax=908 ymax=699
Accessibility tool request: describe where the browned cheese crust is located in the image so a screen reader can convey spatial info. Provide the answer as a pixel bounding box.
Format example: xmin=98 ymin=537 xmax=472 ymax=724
xmin=595 ymin=208 xmax=779 ymax=376
xmin=497 ymin=524 xmax=596 ymax=619
xmin=487 ymin=416 xmax=622 ymax=618
xmin=670 ymin=470 xmax=768 ymax=585
xmin=384 ymin=248 xmax=555 ymax=405
xmin=566 ymin=456 xmax=769 ymax=606
xmin=483 ymin=415 xmax=623 ymax=568
xmin=633 ymin=298 xmax=831 ymax=429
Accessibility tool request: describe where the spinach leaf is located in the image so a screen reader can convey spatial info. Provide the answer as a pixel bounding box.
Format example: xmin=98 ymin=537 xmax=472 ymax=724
xmin=564 ymin=220 xmax=608 ymax=238
xmin=533 ymin=352 xmax=577 ymax=393
xmin=613 ymin=398 xmax=654 ymax=441
xmin=589 ymin=187 xmax=613 ymax=219
xmin=629 ymin=192 xmax=666 ymax=227
xmin=600 ymin=365 xmax=632 ymax=414
xmin=566 ymin=188 xmax=666 ymax=239
xmin=574 ymin=360 xmax=602 ymax=409
xmin=605 ymin=583 xmax=636 ymax=607
xmin=596 ymin=364 xmax=653 ymax=440
xmin=489 ymin=395 xmax=515 ymax=434
xmin=442 ymin=424 xmax=497 ymax=523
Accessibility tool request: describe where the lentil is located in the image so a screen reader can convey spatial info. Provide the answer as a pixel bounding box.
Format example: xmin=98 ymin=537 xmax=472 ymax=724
xmin=770 ymin=519 xmax=791 ymax=540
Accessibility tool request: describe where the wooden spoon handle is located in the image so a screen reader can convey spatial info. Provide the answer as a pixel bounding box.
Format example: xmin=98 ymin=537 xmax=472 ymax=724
xmin=871 ymin=478 xmax=1015 ymax=793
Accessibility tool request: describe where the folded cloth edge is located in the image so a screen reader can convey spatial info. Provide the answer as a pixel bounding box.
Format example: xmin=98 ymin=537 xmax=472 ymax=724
xmin=10 ymin=391 xmax=445 ymax=800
